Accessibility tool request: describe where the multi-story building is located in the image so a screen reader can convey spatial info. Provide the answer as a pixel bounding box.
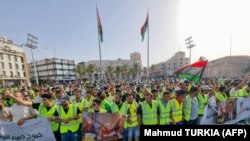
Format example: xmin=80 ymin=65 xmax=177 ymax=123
xmin=83 ymin=52 xmax=142 ymax=80
xmin=203 ymin=56 xmax=250 ymax=78
xmin=29 ymin=58 xmax=76 ymax=83
xmin=0 ymin=36 xmax=30 ymax=86
xmin=149 ymin=51 xmax=190 ymax=77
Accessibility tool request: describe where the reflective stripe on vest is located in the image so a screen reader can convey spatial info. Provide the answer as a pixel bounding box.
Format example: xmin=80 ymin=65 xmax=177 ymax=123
xmin=158 ymin=101 xmax=171 ymax=125
xmin=58 ymin=104 xmax=79 ymax=134
xmin=183 ymin=95 xmax=191 ymax=121
xmin=38 ymin=104 xmax=59 ymax=132
xmin=141 ymin=101 xmax=157 ymax=125
xmin=126 ymin=101 xmax=138 ymax=127
xmin=197 ymin=93 xmax=208 ymax=115
xmin=171 ymin=99 xmax=183 ymax=123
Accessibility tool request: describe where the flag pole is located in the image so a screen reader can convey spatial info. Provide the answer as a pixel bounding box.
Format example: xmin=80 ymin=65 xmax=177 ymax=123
xmin=147 ymin=10 xmax=149 ymax=80
xmin=96 ymin=4 xmax=103 ymax=83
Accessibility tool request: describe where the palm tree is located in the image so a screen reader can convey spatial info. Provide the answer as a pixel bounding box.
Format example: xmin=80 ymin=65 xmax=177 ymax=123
xmin=106 ymin=65 xmax=114 ymax=81
xmin=121 ymin=64 xmax=129 ymax=80
xmin=115 ymin=66 xmax=121 ymax=80
xmin=151 ymin=64 xmax=156 ymax=78
xmin=85 ymin=64 xmax=96 ymax=82
xmin=143 ymin=67 xmax=147 ymax=78
xmin=132 ymin=63 xmax=141 ymax=80
xmin=73 ymin=64 xmax=85 ymax=81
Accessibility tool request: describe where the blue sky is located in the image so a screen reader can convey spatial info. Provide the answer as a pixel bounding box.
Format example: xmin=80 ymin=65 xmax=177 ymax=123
xmin=1 ymin=0 xmax=250 ymax=67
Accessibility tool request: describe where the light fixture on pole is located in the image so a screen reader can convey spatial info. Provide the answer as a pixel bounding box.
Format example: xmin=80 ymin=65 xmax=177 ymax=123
xmin=24 ymin=33 xmax=39 ymax=85
xmin=185 ymin=36 xmax=196 ymax=63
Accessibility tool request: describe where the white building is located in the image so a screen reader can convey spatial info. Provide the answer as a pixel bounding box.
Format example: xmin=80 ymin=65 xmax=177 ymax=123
xmin=149 ymin=51 xmax=190 ymax=77
xmin=0 ymin=36 xmax=30 ymax=86
xmin=84 ymin=52 xmax=142 ymax=80
xmin=204 ymin=56 xmax=250 ymax=78
xmin=29 ymin=58 xmax=76 ymax=83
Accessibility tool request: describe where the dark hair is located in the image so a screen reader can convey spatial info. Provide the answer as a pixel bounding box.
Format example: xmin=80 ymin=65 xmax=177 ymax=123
xmin=190 ymin=86 xmax=198 ymax=93
xmin=115 ymin=93 xmax=123 ymax=98
xmin=163 ymin=91 xmax=170 ymax=97
xmin=92 ymin=99 xmax=101 ymax=105
xmin=219 ymin=86 xmax=226 ymax=92
xmin=41 ymin=93 xmax=53 ymax=99
xmin=176 ymin=90 xmax=186 ymax=97
xmin=151 ymin=89 xmax=157 ymax=93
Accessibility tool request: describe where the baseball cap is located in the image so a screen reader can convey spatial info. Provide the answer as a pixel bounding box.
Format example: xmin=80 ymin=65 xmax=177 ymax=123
xmin=59 ymin=95 xmax=69 ymax=103
xmin=201 ymin=85 xmax=211 ymax=91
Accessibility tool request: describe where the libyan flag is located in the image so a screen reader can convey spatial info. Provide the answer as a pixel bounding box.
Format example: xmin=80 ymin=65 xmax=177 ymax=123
xmin=175 ymin=60 xmax=208 ymax=83
xmin=97 ymin=7 xmax=103 ymax=42
xmin=141 ymin=13 xmax=148 ymax=42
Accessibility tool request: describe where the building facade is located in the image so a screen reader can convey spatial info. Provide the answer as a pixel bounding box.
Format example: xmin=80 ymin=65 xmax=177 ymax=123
xmin=0 ymin=36 xmax=30 ymax=86
xmin=203 ymin=56 xmax=250 ymax=78
xmin=29 ymin=58 xmax=76 ymax=83
xmin=149 ymin=51 xmax=190 ymax=77
xmin=83 ymin=52 xmax=142 ymax=81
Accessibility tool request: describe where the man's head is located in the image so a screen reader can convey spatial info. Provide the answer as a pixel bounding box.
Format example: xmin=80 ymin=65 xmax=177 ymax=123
xmin=73 ymin=89 xmax=82 ymax=100
xmin=126 ymin=94 xmax=133 ymax=104
xmin=41 ymin=93 xmax=53 ymax=107
xmin=162 ymin=91 xmax=171 ymax=102
xmin=55 ymin=90 xmax=64 ymax=99
xmin=144 ymin=93 xmax=153 ymax=104
xmin=59 ymin=95 xmax=70 ymax=107
xmin=190 ymin=86 xmax=199 ymax=97
xmin=151 ymin=89 xmax=158 ymax=99
xmin=114 ymin=93 xmax=122 ymax=104
xmin=175 ymin=89 xmax=187 ymax=101
xmin=86 ymin=90 xmax=92 ymax=99
xmin=91 ymin=99 xmax=101 ymax=111
xmin=201 ymin=85 xmax=211 ymax=94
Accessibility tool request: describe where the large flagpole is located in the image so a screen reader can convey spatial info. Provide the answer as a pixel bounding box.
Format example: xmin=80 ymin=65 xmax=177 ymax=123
xmin=147 ymin=10 xmax=150 ymax=80
xmin=96 ymin=4 xmax=103 ymax=83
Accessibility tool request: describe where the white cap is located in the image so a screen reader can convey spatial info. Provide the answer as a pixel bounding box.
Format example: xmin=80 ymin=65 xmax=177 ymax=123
xmin=201 ymin=85 xmax=211 ymax=91
xmin=174 ymin=86 xmax=181 ymax=92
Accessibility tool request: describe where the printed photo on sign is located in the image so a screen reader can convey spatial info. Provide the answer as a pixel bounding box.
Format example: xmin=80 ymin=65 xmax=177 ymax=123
xmin=82 ymin=112 xmax=126 ymax=141
xmin=225 ymin=100 xmax=236 ymax=121
xmin=217 ymin=100 xmax=236 ymax=123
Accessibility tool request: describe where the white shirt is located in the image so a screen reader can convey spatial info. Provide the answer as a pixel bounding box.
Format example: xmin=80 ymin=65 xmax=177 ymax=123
xmin=11 ymin=103 xmax=36 ymax=123
xmin=208 ymin=95 xmax=218 ymax=113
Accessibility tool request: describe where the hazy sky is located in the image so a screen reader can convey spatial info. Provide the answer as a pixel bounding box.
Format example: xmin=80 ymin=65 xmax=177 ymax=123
xmin=0 ymin=0 xmax=250 ymax=67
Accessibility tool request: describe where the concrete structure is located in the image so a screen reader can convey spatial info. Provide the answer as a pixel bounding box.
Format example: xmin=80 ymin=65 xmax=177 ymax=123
xmin=29 ymin=58 xmax=76 ymax=83
xmin=203 ymin=56 xmax=250 ymax=78
xmin=149 ymin=51 xmax=190 ymax=77
xmin=0 ymin=36 xmax=30 ymax=86
xmin=83 ymin=52 xmax=142 ymax=81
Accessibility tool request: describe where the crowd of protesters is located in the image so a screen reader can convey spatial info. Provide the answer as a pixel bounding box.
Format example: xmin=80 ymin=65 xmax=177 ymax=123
xmin=0 ymin=73 xmax=250 ymax=141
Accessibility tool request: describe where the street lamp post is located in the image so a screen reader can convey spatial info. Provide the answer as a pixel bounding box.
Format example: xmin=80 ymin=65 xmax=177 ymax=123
xmin=25 ymin=33 xmax=39 ymax=85
xmin=185 ymin=36 xmax=196 ymax=63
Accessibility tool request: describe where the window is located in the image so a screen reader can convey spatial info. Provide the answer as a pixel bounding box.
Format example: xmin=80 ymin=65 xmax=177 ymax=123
xmin=0 ymin=53 xmax=3 ymax=60
xmin=8 ymin=55 xmax=11 ymax=61
xmin=1 ymin=62 xmax=4 ymax=69
xmin=21 ymin=58 xmax=24 ymax=63
xmin=16 ymin=64 xmax=19 ymax=70
xmin=17 ymin=72 xmax=20 ymax=77
xmin=3 ymin=71 xmax=6 ymax=76
xmin=23 ymin=72 xmax=26 ymax=77
xmin=22 ymin=64 xmax=25 ymax=70
xmin=15 ymin=56 xmax=18 ymax=62
xmin=10 ymin=71 xmax=13 ymax=77
xmin=9 ymin=63 xmax=12 ymax=69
